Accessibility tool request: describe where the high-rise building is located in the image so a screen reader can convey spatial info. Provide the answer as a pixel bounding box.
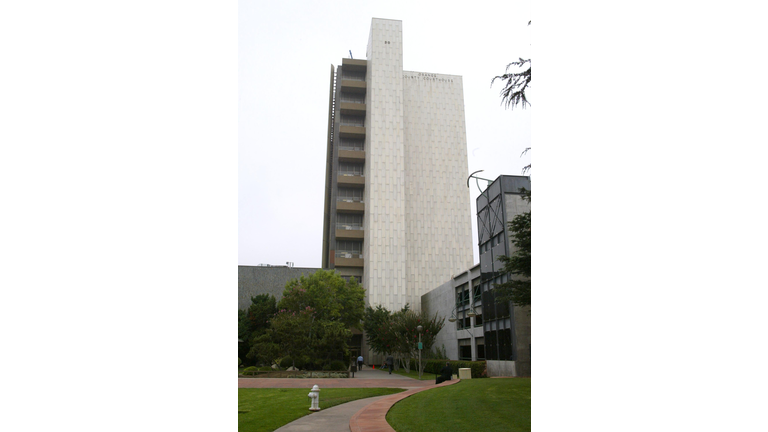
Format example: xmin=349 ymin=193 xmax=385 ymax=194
xmin=322 ymin=18 xmax=474 ymax=317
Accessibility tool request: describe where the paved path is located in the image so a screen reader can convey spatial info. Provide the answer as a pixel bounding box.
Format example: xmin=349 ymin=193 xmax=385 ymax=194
xmin=273 ymin=395 xmax=389 ymax=432
xmin=239 ymin=368 xmax=461 ymax=431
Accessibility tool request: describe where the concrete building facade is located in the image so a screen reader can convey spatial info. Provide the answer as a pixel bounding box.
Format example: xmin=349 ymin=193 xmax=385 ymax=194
xmin=321 ymin=18 xmax=474 ymax=315
xmin=421 ymin=264 xmax=484 ymax=361
xmin=238 ymin=265 xmax=320 ymax=310
xmin=422 ymin=175 xmax=531 ymax=376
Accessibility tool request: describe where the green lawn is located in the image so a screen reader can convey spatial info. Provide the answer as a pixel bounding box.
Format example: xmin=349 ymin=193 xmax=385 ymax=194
xmin=238 ymin=387 xmax=404 ymax=432
xmin=386 ymin=378 xmax=531 ymax=432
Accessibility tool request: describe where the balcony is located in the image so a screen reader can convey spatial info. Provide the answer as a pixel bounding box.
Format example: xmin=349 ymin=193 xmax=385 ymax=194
xmin=339 ymin=102 xmax=366 ymax=116
xmin=337 ymin=174 xmax=365 ymax=187
xmin=340 ymin=80 xmax=366 ymax=93
xmin=336 ymin=201 xmax=364 ymax=213
xmin=339 ymin=149 xmax=364 ymax=162
xmin=339 ymin=125 xmax=365 ymax=139
xmin=334 ymin=251 xmax=364 ymax=267
xmin=342 ymin=58 xmax=367 ymax=72
xmin=336 ymin=224 xmax=364 ymax=240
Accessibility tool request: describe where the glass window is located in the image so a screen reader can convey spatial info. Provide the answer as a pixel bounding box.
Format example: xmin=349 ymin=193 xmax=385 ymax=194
xmin=339 ymin=162 xmax=364 ymax=176
xmin=474 ymin=312 xmax=483 ymax=327
xmin=484 ymin=331 xmax=497 ymax=360
xmin=475 ymin=337 xmax=485 ymax=360
xmin=458 ymin=338 xmax=472 ymax=361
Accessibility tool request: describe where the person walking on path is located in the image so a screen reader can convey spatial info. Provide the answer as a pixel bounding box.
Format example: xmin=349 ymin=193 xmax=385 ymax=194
xmin=385 ymin=355 xmax=394 ymax=374
xmin=357 ymin=355 xmax=364 ymax=370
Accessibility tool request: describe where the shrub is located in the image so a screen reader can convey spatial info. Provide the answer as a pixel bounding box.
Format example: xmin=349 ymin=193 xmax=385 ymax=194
xmin=322 ymin=363 xmax=332 ymax=371
xmin=279 ymin=357 xmax=293 ymax=368
xmin=238 ymin=358 xmax=242 ymax=367
xmin=330 ymin=360 xmax=346 ymax=371
xmin=306 ymin=358 xmax=324 ymax=371
xmin=242 ymin=366 xmax=259 ymax=376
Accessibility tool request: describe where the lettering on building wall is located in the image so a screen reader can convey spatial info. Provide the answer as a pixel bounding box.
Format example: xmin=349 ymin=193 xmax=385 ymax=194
xmin=402 ymin=72 xmax=454 ymax=83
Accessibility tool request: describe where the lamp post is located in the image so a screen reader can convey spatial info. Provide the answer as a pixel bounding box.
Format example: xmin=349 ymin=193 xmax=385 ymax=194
xmin=417 ymin=325 xmax=423 ymax=379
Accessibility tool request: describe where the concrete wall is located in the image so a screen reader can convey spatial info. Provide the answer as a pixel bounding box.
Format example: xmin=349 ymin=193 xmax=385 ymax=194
xmin=421 ymin=265 xmax=484 ymax=361
xmin=238 ymin=266 xmax=320 ymax=310
xmin=363 ymin=18 xmax=408 ymax=312
xmin=421 ymin=279 xmax=459 ymax=360
xmin=362 ymin=18 xmax=472 ymax=313
xmin=403 ymin=68 xmax=473 ymax=312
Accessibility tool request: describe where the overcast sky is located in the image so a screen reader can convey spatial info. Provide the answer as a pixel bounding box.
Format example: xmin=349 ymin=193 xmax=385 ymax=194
xmin=239 ymin=0 xmax=532 ymax=267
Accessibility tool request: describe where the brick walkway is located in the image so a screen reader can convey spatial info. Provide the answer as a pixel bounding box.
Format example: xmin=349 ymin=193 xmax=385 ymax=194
xmin=348 ymin=379 xmax=459 ymax=432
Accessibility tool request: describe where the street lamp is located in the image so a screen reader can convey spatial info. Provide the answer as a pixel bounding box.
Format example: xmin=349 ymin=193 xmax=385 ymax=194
xmin=417 ymin=325 xmax=423 ymax=379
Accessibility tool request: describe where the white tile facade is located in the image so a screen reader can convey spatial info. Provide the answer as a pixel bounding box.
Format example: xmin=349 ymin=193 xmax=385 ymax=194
xmin=362 ymin=18 xmax=473 ymax=313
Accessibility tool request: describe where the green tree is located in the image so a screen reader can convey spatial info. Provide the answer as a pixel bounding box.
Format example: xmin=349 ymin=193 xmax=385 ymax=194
xmin=363 ymin=304 xmax=409 ymax=358
xmin=495 ymin=189 xmax=531 ymax=307
xmin=390 ymin=309 xmax=445 ymax=374
xmin=250 ymin=270 xmax=365 ymax=368
xmin=238 ymin=294 xmax=277 ymax=366
xmin=363 ymin=304 xmax=444 ymax=374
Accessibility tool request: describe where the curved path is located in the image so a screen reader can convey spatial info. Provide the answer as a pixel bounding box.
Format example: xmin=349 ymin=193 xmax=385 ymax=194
xmin=239 ymin=368 xmax=460 ymax=432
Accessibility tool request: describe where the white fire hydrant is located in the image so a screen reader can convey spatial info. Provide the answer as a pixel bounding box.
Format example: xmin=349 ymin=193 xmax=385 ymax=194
xmin=308 ymin=384 xmax=321 ymax=411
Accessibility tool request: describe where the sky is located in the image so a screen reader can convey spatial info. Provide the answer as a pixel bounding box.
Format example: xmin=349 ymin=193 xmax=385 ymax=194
xmin=239 ymin=0 xmax=532 ymax=267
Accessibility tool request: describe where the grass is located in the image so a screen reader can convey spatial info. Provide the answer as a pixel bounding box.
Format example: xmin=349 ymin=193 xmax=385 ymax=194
xmin=238 ymin=387 xmax=404 ymax=432
xmin=390 ymin=368 xmax=439 ymax=381
xmin=386 ymin=378 xmax=531 ymax=432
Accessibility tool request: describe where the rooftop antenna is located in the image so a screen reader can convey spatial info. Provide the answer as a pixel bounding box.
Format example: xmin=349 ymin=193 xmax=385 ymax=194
xmin=349 ymin=50 xmax=353 ymax=59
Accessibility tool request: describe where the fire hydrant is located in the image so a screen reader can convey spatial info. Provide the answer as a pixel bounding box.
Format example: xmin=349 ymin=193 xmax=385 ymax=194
xmin=308 ymin=385 xmax=321 ymax=411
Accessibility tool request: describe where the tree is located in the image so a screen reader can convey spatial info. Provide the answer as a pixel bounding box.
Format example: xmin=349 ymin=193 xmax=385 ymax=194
xmin=491 ymin=57 xmax=531 ymax=110
xmin=491 ymin=21 xmax=532 ymax=174
xmin=495 ymin=189 xmax=531 ymax=307
xmin=362 ymin=304 xmax=402 ymax=357
xmin=250 ymin=270 xmax=366 ymax=368
xmin=363 ymin=304 xmax=444 ymax=374
xmin=390 ymin=309 xmax=444 ymax=374
xmin=250 ymin=307 xmax=313 ymax=368
xmin=238 ymin=294 xmax=277 ymax=366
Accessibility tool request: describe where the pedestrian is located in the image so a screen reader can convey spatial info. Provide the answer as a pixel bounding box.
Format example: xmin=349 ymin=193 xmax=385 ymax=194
xmin=357 ymin=354 xmax=364 ymax=370
xmin=385 ymin=354 xmax=394 ymax=374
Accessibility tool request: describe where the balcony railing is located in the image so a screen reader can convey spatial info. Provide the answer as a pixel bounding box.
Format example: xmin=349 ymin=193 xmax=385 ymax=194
xmin=339 ymin=172 xmax=364 ymax=177
xmin=339 ymin=95 xmax=365 ymax=104
xmin=335 ymin=251 xmax=363 ymax=259
xmin=337 ymin=197 xmax=363 ymax=203
xmin=336 ymin=223 xmax=363 ymax=230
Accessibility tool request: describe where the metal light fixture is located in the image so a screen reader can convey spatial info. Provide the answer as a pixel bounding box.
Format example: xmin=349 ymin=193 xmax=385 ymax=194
xmin=467 ymin=308 xmax=477 ymax=318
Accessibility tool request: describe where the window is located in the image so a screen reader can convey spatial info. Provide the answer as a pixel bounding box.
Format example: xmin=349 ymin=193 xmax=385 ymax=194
xmin=474 ymin=312 xmax=483 ymax=326
xmin=339 ymin=138 xmax=364 ymax=151
xmin=340 ymin=114 xmax=365 ymax=127
xmin=456 ymin=309 xmax=466 ymax=330
xmin=484 ymin=331 xmax=497 ymax=360
xmin=336 ymin=240 xmax=362 ymax=258
xmin=458 ymin=338 xmax=472 ymax=361
xmin=337 ymin=214 xmax=363 ymax=229
xmin=475 ymin=337 xmax=485 ymax=360
xmin=339 ymin=162 xmax=364 ymax=176
xmin=472 ymin=283 xmax=481 ymax=304
xmin=337 ymin=188 xmax=363 ymax=202
xmin=455 ymin=283 xmax=469 ymax=307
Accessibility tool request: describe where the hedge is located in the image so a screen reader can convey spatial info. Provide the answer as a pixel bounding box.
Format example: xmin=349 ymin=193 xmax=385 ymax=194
xmin=408 ymin=359 xmax=487 ymax=378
